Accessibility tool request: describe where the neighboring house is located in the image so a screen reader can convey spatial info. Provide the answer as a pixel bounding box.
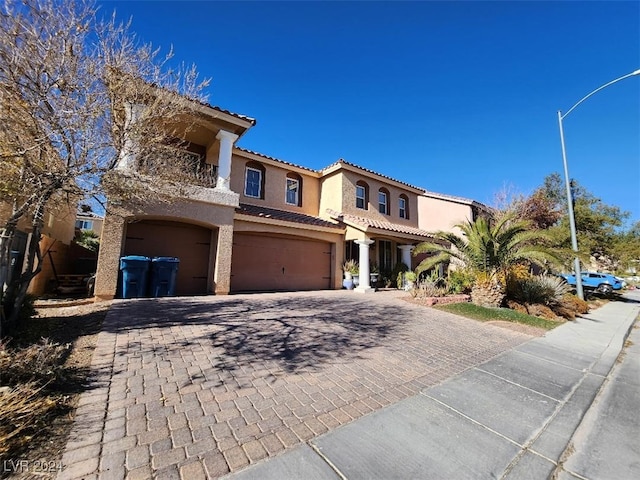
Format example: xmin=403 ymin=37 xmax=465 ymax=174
xmin=93 ymin=97 xmax=484 ymax=299
xmin=418 ymin=190 xmax=490 ymax=235
xmin=0 ymin=201 xmax=77 ymax=295
xmin=75 ymin=211 xmax=104 ymax=237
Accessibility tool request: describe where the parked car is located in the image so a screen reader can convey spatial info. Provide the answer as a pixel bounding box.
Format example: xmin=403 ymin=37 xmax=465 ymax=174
xmin=559 ymin=272 xmax=623 ymax=294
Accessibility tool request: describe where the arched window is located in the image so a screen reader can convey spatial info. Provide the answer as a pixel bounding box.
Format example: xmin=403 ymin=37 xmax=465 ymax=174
xmin=285 ymin=172 xmax=303 ymax=207
xmin=378 ymin=188 xmax=390 ymax=215
xmin=356 ymin=181 xmax=369 ymax=210
xmin=399 ymin=194 xmax=409 ymax=219
xmin=244 ymin=161 xmax=266 ymax=199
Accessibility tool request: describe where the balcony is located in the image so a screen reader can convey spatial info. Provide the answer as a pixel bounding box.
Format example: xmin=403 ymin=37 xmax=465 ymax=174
xmin=138 ymin=146 xmax=218 ymax=188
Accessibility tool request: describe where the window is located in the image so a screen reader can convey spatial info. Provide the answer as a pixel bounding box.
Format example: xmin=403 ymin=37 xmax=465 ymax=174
xmin=285 ymin=172 xmax=303 ymax=206
xmin=245 ymin=168 xmax=262 ymax=198
xmin=244 ymin=161 xmax=266 ymax=199
xmin=75 ymin=220 xmax=93 ymax=230
xmin=379 ymin=240 xmax=393 ymax=271
xmin=356 ymin=181 xmax=369 ymax=210
xmin=378 ymin=188 xmax=390 ymax=215
xmin=399 ymin=194 xmax=409 ymax=219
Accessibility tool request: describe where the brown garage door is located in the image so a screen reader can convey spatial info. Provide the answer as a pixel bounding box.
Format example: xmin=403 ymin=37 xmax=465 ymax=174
xmin=231 ymin=233 xmax=331 ymax=292
xmin=124 ymin=221 xmax=211 ymax=296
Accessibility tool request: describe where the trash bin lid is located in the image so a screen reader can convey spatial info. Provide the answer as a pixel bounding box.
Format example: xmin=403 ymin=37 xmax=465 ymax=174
xmin=121 ymin=255 xmax=151 ymax=261
xmin=152 ymin=257 xmax=180 ymax=263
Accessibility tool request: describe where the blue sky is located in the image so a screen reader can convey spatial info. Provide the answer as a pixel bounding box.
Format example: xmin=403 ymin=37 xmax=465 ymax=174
xmin=102 ymin=0 xmax=640 ymax=225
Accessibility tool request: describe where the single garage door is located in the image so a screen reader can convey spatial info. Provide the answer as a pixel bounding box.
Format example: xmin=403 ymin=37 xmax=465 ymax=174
xmin=124 ymin=221 xmax=211 ymax=296
xmin=231 ymin=233 xmax=332 ymax=292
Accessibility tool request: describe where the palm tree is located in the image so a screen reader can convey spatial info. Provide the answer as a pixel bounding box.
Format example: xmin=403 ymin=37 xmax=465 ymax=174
xmin=414 ymin=215 xmax=562 ymax=307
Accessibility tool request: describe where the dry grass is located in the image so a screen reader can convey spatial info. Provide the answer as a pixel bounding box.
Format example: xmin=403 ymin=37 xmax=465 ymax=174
xmin=0 ymin=301 xmax=110 ymax=474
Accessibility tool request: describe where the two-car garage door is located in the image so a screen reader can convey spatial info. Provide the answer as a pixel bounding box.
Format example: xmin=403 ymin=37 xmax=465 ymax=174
xmin=231 ymin=233 xmax=332 ymax=292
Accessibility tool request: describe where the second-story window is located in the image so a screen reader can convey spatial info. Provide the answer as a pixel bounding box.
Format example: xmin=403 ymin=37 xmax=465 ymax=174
xmin=245 ymin=167 xmax=262 ymax=198
xmin=286 ymin=178 xmax=299 ymax=205
xmin=356 ymin=181 xmax=369 ymax=210
xmin=378 ymin=188 xmax=390 ymax=215
xmin=399 ymin=195 xmax=409 ymax=219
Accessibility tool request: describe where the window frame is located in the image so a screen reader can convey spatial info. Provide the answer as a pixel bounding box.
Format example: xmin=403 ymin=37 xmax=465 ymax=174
xmin=285 ymin=177 xmax=300 ymax=206
xmin=378 ymin=189 xmax=389 ymax=215
xmin=399 ymin=195 xmax=408 ymax=219
xmin=75 ymin=220 xmax=93 ymax=230
xmin=244 ymin=166 xmax=263 ymax=198
xmin=356 ymin=181 xmax=369 ymax=210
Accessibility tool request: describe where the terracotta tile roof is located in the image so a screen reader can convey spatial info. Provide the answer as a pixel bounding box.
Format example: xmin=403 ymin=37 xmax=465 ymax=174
xmin=207 ymin=104 xmax=256 ymax=125
xmin=327 ymin=210 xmax=434 ymax=239
xmin=236 ymin=204 xmax=343 ymax=229
xmin=321 ymin=159 xmax=425 ymax=192
xmin=234 ymin=147 xmax=317 ymax=173
xmin=422 ymin=190 xmax=491 ymax=211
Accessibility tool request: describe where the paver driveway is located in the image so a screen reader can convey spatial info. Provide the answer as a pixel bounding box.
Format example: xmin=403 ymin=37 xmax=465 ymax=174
xmin=59 ymin=290 xmax=538 ymax=480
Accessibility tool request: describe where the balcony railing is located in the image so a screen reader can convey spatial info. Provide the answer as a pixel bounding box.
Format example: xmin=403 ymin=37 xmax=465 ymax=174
xmin=138 ymin=146 xmax=218 ymax=188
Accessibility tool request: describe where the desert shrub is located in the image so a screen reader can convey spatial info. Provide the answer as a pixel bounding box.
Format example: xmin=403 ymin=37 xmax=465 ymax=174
xmin=508 ymin=275 xmax=571 ymax=306
xmin=526 ymin=304 xmax=560 ymax=321
xmin=0 ymin=339 xmax=69 ymax=386
xmin=0 ymin=383 xmax=58 ymax=458
xmin=411 ymin=277 xmax=448 ymax=298
xmin=552 ymin=294 xmax=589 ymax=319
xmin=447 ymin=269 xmax=475 ymax=294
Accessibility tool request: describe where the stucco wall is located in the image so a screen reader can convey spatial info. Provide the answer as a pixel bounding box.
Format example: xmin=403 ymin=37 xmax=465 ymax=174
xmin=94 ymin=197 xmax=237 ymax=300
xmin=230 ymin=153 xmax=321 ymax=216
xmin=417 ymin=196 xmax=473 ymax=234
xmin=318 ymin=172 xmax=344 ymax=217
xmin=333 ymin=170 xmax=420 ymax=227
xmin=1 ymin=202 xmax=76 ymax=245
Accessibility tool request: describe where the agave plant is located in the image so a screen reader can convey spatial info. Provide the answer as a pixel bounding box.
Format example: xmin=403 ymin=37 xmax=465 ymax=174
xmin=414 ymin=215 xmax=563 ymax=307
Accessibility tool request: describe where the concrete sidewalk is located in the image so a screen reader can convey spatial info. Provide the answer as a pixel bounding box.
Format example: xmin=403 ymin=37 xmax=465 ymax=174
xmin=225 ymin=293 xmax=640 ymax=480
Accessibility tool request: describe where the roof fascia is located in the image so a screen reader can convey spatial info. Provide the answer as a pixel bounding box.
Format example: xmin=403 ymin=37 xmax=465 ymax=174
xmin=322 ymin=162 xmax=424 ymax=194
xmin=234 ymin=213 xmax=344 ymax=233
xmin=233 ymin=149 xmax=321 ymax=177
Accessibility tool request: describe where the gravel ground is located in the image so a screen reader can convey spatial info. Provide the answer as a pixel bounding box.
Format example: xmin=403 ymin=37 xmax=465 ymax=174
xmin=3 ymin=300 xmax=111 ymax=480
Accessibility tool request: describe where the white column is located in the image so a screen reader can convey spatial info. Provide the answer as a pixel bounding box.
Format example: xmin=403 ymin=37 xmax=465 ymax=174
xmin=355 ymin=239 xmax=375 ymax=294
xmin=117 ymin=103 xmax=144 ymax=170
xmin=399 ymin=245 xmax=414 ymax=270
xmin=215 ymin=130 xmax=239 ymax=191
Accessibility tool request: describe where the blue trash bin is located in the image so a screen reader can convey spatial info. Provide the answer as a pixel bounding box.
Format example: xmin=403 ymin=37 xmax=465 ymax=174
xmin=149 ymin=257 xmax=180 ymax=297
xmin=119 ymin=256 xmax=151 ymax=298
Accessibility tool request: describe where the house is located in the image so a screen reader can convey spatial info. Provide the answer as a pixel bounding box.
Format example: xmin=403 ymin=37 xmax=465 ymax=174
xmin=93 ymin=97 xmax=483 ymax=300
xmin=418 ymin=190 xmax=490 ymax=235
xmin=0 ymin=201 xmax=77 ymax=295
xmin=75 ymin=210 xmax=104 ymax=237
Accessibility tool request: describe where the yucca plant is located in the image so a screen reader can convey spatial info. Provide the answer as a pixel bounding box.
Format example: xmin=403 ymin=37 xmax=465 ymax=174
xmin=510 ymin=274 xmax=572 ymax=306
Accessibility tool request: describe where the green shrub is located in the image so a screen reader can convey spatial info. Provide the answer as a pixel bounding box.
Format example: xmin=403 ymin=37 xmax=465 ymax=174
xmin=447 ymin=269 xmax=475 ymax=294
xmin=392 ymin=262 xmax=409 ymax=288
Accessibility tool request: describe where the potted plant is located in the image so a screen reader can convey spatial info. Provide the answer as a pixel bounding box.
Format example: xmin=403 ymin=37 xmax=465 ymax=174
xmin=370 ymin=263 xmax=380 ymax=286
xmin=342 ymin=260 xmax=359 ymax=289
xmin=404 ymin=271 xmax=417 ymax=291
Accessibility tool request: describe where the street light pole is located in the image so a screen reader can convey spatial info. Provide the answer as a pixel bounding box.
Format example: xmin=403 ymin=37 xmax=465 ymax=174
xmin=558 ymin=69 xmax=640 ymax=300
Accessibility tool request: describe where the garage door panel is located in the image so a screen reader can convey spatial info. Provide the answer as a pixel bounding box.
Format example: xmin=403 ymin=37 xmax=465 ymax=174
xmin=231 ymin=233 xmax=331 ymax=292
xmin=124 ymin=221 xmax=210 ymax=296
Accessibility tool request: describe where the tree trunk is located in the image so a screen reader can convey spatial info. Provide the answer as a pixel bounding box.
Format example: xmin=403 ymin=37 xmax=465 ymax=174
xmin=471 ymin=282 xmax=505 ymax=308
xmin=3 ymin=199 xmax=48 ymax=334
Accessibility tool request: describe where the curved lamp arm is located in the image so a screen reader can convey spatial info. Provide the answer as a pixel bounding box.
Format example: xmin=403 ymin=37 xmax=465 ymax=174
xmin=557 ymin=68 xmax=640 ymax=300
xmin=561 ymin=69 xmax=640 ymax=119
